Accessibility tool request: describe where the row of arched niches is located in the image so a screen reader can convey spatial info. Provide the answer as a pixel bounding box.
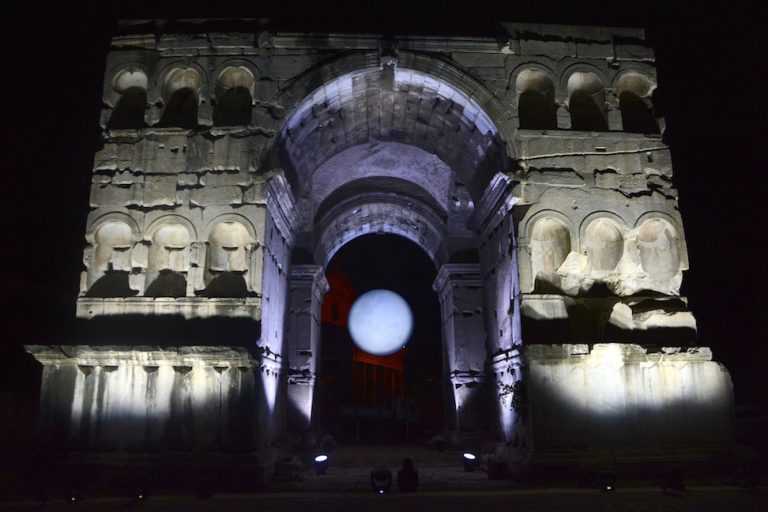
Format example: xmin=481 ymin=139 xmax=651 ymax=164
xmin=105 ymin=63 xmax=661 ymax=134
xmin=522 ymin=213 xmax=686 ymax=296
xmin=82 ymin=215 xmax=263 ymax=298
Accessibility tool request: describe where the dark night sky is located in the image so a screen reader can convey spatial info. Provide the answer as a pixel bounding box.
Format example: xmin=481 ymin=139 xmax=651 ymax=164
xmin=2 ymin=1 xmax=766 ymax=404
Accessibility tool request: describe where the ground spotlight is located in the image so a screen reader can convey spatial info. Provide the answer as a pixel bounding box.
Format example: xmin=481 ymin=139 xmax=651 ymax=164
xmin=313 ymin=454 xmax=330 ymax=475
xmin=370 ymin=464 xmax=392 ymax=494
xmin=68 ymin=483 xmax=82 ymax=504
xmin=463 ymin=452 xmax=480 ymax=472
xmin=599 ymin=471 xmax=616 ymax=492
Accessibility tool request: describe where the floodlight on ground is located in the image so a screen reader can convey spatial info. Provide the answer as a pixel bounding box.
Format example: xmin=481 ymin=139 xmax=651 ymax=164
xmin=68 ymin=483 xmax=82 ymax=504
xmin=463 ymin=452 xmax=480 ymax=472
xmin=599 ymin=471 xmax=616 ymax=492
xmin=313 ymin=454 xmax=329 ymax=475
xmin=370 ymin=464 xmax=392 ymax=494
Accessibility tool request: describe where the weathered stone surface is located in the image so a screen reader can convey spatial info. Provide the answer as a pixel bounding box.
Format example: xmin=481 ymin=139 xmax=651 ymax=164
xmin=519 ymin=39 xmax=572 ymax=57
xmin=576 ymin=41 xmax=613 ymax=58
xmin=177 ymin=173 xmax=199 ymax=186
xmin=89 ymin=183 xmax=143 ymax=207
xmin=190 ymin=185 xmax=242 ymax=206
xmin=526 ymin=343 xmax=733 ymax=449
xmin=143 ymin=175 xmax=177 ymax=206
xmin=200 ymin=170 xmax=253 ymax=187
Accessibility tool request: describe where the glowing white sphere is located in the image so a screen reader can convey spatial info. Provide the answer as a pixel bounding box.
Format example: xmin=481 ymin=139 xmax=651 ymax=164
xmin=348 ymin=289 xmax=413 ymax=356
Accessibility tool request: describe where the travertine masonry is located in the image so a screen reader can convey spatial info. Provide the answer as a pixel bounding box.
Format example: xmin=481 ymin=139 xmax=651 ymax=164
xmin=27 ymin=21 xmax=732 ymax=466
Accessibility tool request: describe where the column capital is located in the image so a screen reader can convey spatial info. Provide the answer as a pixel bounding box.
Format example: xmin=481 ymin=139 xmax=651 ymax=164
xmin=289 ymin=264 xmax=329 ymax=298
xmin=433 ymin=263 xmax=483 ymax=295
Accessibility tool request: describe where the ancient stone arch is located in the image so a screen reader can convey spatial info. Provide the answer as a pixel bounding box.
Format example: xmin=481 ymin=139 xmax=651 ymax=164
xmin=515 ymin=67 xmax=558 ymax=130
xmin=159 ymin=66 xmax=203 ymax=128
xmin=26 ymin=22 xmax=734 ymax=472
xmin=107 ymin=68 xmax=149 ymax=130
xmin=214 ymin=65 xmax=256 ymax=126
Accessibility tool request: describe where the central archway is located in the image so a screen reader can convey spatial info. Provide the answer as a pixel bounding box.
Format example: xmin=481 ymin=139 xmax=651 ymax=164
xmin=278 ymin=58 xmax=512 ymax=443
xmin=318 ymin=234 xmax=442 ymax=442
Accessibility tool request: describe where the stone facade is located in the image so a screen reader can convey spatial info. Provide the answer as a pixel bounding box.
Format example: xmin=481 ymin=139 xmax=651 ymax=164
xmin=27 ymin=20 xmax=733 ymax=469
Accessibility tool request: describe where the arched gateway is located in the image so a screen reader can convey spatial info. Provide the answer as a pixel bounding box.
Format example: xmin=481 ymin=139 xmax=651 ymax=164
xmin=27 ymin=21 xmax=733 ymax=478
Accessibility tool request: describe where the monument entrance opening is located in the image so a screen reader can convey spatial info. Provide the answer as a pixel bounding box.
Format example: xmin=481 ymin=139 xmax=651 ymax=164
xmin=318 ymin=234 xmax=442 ymax=443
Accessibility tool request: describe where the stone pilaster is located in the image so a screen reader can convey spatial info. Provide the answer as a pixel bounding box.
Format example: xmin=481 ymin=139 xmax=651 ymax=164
xmin=433 ymin=264 xmax=488 ymax=435
xmin=285 ymin=265 xmax=328 ymax=431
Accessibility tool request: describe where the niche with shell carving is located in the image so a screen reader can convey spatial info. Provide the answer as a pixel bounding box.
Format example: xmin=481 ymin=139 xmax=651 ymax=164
xmin=567 ymin=71 xmax=607 ymax=131
xmin=584 ymin=218 xmax=623 ymax=272
xmin=87 ymin=221 xmax=136 ymax=297
xmin=516 ymin=69 xmax=557 ymax=130
xmin=530 ymin=217 xmax=571 ymax=292
xmin=214 ymin=66 xmax=255 ymax=126
xmin=145 ymin=223 xmax=192 ymax=297
xmin=638 ymin=218 xmax=680 ymax=276
xmin=617 ymin=72 xmax=659 ymax=134
xmin=107 ymin=69 xmax=148 ymax=130
xmin=205 ymin=221 xmax=252 ymax=297
xmin=158 ymin=68 xmax=202 ymax=129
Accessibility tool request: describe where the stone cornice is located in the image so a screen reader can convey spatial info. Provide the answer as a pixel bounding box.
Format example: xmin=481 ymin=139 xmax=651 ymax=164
xmin=25 ymin=345 xmax=256 ymax=367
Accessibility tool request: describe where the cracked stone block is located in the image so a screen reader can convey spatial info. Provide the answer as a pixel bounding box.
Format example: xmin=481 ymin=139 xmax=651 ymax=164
xmin=143 ymin=175 xmax=177 ymax=206
xmin=187 ymin=135 xmax=213 ymax=172
xmin=576 ymin=41 xmax=613 ymax=58
xmin=155 ymin=138 xmax=190 ymax=172
xmin=520 ymin=39 xmax=572 ymax=57
xmin=175 ymin=188 xmax=191 ymax=205
xmin=177 ymin=173 xmax=199 ymax=186
xmin=94 ymin=143 xmax=119 ymax=170
xmin=191 ymin=185 xmax=242 ymax=206
xmin=90 ymin=184 xmax=143 ymax=207
xmin=594 ymin=170 xmax=647 ymax=191
xmin=213 ymin=137 xmax=251 ymax=171
xmin=200 ymin=171 xmax=253 ymax=187
xmin=113 ymin=170 xmax=144 ymax=186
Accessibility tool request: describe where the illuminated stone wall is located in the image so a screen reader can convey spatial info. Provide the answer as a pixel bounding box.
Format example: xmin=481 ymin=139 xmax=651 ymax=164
xmin=27 ymin=346 xmax=269 ymax=452
xmin=526 ymin=344 xmax=734 ymax=449
xmin=26 ymin=21 xmax=733 ymax=463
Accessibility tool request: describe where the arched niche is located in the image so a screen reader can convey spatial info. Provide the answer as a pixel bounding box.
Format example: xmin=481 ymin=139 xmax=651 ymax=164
xmin=107 ymin=69 xmax=148 ymax=130
xmin=567 ymin=71 xmax=607 ymax=131
xmin=530 ymin=217 xmax=571 ymax=292
xmin=159 ymin=67 xmax=201 ymax=129
xmin=616 ymin=72 xmax=659 ymax=134
xmin=214 ymin=66 xmax=254 ymax=126
xmin=205 ymin=220 xmax=252 ymax=297
xmin=145 ymin=222 xmax=192 ymax=297
xmin=638 ymin=218 xmax=680 ymax=275
xmin=584 ymin=218 xmax=623 ymax=272
xmin=515 ymin=68 xmax=557 ymax=130
xmin=87 ymin=220 xmax=136 ymax=297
